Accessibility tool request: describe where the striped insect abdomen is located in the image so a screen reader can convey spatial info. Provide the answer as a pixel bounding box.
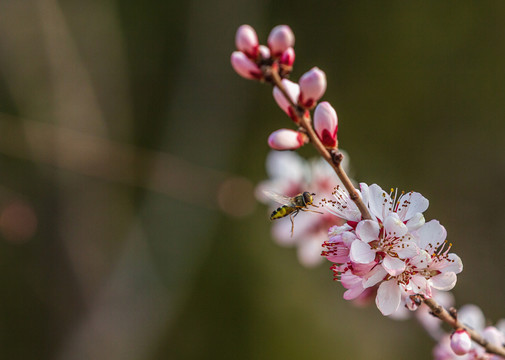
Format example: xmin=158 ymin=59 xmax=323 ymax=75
xmin=270 ymin=205 xmax=295 ymax=220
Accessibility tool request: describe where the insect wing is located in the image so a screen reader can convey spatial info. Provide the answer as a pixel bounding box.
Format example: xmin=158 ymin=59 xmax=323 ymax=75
xmin=262 ymin=190 xmax=294 ymax=206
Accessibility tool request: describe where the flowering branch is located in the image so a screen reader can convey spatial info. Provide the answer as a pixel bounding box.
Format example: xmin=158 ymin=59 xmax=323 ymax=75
xmin=231 ymin=24 xmax=505 ymax=359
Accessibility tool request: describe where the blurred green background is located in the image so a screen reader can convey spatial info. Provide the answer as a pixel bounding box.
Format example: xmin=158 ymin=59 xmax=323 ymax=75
xmin=0 ymin=1 xmax=504 ymax=359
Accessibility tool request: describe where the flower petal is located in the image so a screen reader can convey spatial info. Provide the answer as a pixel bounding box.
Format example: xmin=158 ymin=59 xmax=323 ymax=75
xmin=349 ymin=240 xmax=375 ymax=264
xmin=410 ymin=274 xmax=431 ymax=296
xmin=356 ymin=220 xmax=380 ymax=243
xmin=416 ymin=220 xmax=447 ymax=252
xmin=382 ymin=255 xmax=406 ymax=276
xmin=395 ymin=238 xmax=418 ymax=259
xmin=396 ymin=191 xmax=429 ymax=221
xmin=368 ymin=184 xmax=390 ymax=221
xmin=376 ymin=279 xmax=401 ymax=316
xmin=458 ymin=304 xmax=485 ymax=331
xmin=406 ymin=212 xmax=425 ymax=231
xmin=384 ymin=213 xmax=408 ymax=237
xmin=363 ymin=265 xmax=387 ymax=288
xmin=430 ymin=272 xmax=457 ymax=291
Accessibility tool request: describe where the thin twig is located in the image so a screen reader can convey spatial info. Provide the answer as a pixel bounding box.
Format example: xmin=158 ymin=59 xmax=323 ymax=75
xmin=423 ymin=298 xmax=505 ymax=358
xmin=265 ymin=66 xmax=372 ymax=220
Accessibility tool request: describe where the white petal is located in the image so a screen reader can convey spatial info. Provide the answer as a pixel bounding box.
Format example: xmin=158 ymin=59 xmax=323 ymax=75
xmin=396 ymin=191 xmax=429 ymax=221
xmin=356 ymin=220 xmax=380 ymax=243
xmin=265 ymin=150 xmax=306 ymax=181
xmin=363 ymin=265 xmax=387 ymax=288
xmin=395 ymin=239 xmax=419 ymax=259
xmin=376 ymin=280 xmax=402 ymax=316
xmin=410 ymin=274 xmax=431 ymax=296
xmin=410 ymin=250 xmax=431 ymax=268
xmin=349 ymin=240 xmax=376 ymax=264
xmin=458 ymin=304 xmax=485 ymax=331
xmin=382 ymin=255 xmax=406 ymax=276
xmin=430 ymin=272 xmax=457 ymax=291
xmin=368 ymin=184 xmax=390 ymax=221
xmin=416 ymin=220 xmax=447 ymax=251
xmin=384 ymin=213 xmax=408 ymax=237
xmin=443 ymin=253 xmax=463 ymax=274
xmin=359 ymin=183 xmax=369 ymax=207
xmin=406 ymin=212 xmax=425 ymax=231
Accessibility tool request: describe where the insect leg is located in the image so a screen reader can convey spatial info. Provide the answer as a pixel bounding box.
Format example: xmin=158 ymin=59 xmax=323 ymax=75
xmin=290 ymin=210 xmax=299 ymax=236
xmin=300 ymin=208 xmax=324 ymax=215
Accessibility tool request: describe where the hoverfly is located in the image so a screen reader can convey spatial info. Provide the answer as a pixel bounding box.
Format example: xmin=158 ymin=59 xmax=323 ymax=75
xmin=263 ymin=190 xmax=323 ymax=236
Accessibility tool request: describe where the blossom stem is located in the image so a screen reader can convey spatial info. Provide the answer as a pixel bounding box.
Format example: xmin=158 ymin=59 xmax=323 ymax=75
xmin=423 ymin=297 xmax=505 ymax=358
xmin=264 ymin=65 xmax=372 ymax=220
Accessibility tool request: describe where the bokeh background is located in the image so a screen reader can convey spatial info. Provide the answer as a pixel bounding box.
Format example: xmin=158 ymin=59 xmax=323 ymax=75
xmin=0 ymin=1 xmax=504 ymax=359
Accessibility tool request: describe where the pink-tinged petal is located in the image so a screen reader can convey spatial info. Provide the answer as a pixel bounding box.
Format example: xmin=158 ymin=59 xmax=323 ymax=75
xmin=343 ymin=285 xmax=365 ymax=300
xmin=430 ymin=253 xmax=463 ymax=274
xmin=328 ymin=223 xmax=353 ymax=237
xmin=384 ymin=213 xmax=408 ymax=237
xmin=313 ymin=101 xmax=338 ymax=147
xmin=350 ymin=240 xmax=375 ymax=264
xmin=231 ymin=51 xmax=262 ymax=80
xmin=376 ymin=279 xmax=402 ymax=316
xmin=356 ymin=220 xmax=380 ymax=243
xmin=298 ymin=67 xmax=327 ymax=108
xmin=259 ymin=45 xmax=271 ymax=59
xmin=396 ymin=191 xmax=429 ymax=221
xmin=382 ymin=255 xmax=406 ymax=276
xmin=351 ymin=260 xmax=378 ymax=276
xmin=235 ymin=25 xmax=259 ymax=58
xmin=395 ymin=238 xmax=418 ymax=259
xmin=410 ymin=250 xmax=431 ymax=268
xmin=363 ymin=265 xmax=387 ymax=288
xmin=416 ymin=220 xmax=447 ymax=252
xmin=430 ymin=272 xmax=457 ymax=291
xmin=406 ymin=212 xmax=425 ymax=231
xmin=273 ymin=79 xmax=300 ymax=120
xmin=267 ymin=25 xmax=295 ymax=57
xmin=368 ymin=184 xmax=390 ymax=221
xmin=458 ymin=304 xmax=485 ymax=331
xmin=410 ymin=274 xmax=431 ymax=296
xmin=267 ymin=129 xmax=305 ymax=150
xmin=279 ymin=47 xmax=295 ymax=66
xmin=340 ymin=272 xmax=362 ymax=289
xmin=450 ymin=329 xmax=472 ymax=355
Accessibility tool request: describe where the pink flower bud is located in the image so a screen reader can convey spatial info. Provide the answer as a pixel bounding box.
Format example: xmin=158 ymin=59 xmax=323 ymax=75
xmin=235 ymin=24 xmax=259 ymax=59
xmin=314 ymin=101 xmax=338 ymax=148
xmin=273 ymin=79 xmax=300 ymax=122
xmin=231 ymin=51 xmax=262 ymax=80
xmin=450 ymin=329 xmax=472 ymax=355
xmin=279 ymin=47 xmax=295 ymax=66
xmin=268 ymin=129 xmax=305 ymax=150
xmin=298 ymin=67 xmax=327 ymax=108
xmin=259 ymin=45 xmax=271 ymax=60
xmin=268 ymin=25 xmax=295 ymax=57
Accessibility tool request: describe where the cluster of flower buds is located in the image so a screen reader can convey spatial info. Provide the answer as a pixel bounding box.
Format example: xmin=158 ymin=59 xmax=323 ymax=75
xmin=321 ymin=183 xmax=463 ymax=316
xmin=231 ymin=25 xmax=338 ymax=151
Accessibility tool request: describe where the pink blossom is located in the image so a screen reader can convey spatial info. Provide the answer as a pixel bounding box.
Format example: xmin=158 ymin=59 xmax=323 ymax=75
xmin=235 ymin=24 xmax=259 ymax=59
xmin=298 ymin=67 xmax=327 ymax=108
xmin=272 ymin=79 xmax=300 ymax=122
xmin=313 ymin=102 xmax=338 ymax=148
xmin=267 ymin=129 xmax=305 ymax=150
xmin=230 ymin=51 xmax=262 ymax=80
xmin=268 ymin=25 xmax=295 ymax=57
xmin=450 ymin=329 xmax=472 ymax=355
